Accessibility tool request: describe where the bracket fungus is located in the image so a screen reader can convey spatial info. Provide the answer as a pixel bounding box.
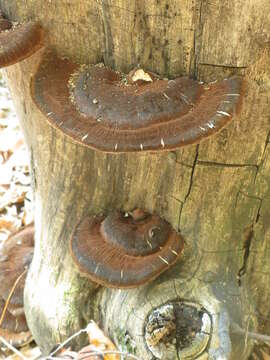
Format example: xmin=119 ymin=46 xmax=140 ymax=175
xmin=0 ymin=224 xmax=34 ymax=346
xmin=32 ymin=52 xmax=242 ymax=152
xmin=70 ymin=209 xmax=184 ymax=288
xmin=0 ymin=12 xmax=44 ymax=68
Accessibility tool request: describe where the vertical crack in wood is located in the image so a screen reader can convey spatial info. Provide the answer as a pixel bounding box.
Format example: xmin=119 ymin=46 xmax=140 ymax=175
xmin=237 ymin=225 xmax=254 ymax=286
xmin=100 ymin=0 xmax=115 ymax=68
xmin=191 ymin=0 xmax=204 ymax=77
xmin=179 ymin=145 xmax=199 ymax=226
xmin=253 ymin=128 xmax=270 ymax=184
xmin=183 ymin=145 xmax=199 ymax=203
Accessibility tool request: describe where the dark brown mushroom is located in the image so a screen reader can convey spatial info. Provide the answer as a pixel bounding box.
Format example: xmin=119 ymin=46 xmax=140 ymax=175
xmin=31 ymin=51 xmax=243 ymax=153
xmin=70 ymin=209 xmax=184 ymax=288
xmin=0 ymin=224 xmax=34 ymax=346
xmin=0 ymin=12 xmax=44 ymax=68
xmin=0 ymin=328 xmax=32 ymax=347
xmin=0 ymin=297 xmax=31 ymax=347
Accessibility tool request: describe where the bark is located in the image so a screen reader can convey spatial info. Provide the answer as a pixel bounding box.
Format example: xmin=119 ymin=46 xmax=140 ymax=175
xmin=1 ymin=0 xmax=270 ymax=358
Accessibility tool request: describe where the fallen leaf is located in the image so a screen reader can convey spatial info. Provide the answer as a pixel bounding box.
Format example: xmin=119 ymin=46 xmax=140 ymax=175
xmin=261 ymin=349 xmax=270 ymax=359
xmin=0 ymin=218 xmax=15 ymax=230
xmin=86 ymin=321 xmax=120 ymax=360
xmin=0 ymin=191 xmax=26 ymax=212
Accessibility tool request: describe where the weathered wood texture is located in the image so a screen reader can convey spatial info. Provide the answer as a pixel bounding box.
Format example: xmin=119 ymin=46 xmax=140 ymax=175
xmin=1 ymin=0 xmax=270 ymax=358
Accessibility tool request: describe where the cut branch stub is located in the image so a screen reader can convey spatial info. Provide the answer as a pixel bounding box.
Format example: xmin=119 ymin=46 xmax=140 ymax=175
xmin=0 ymin=224 xmax=34 ymax=346
xmin=32 ymin=52 xmax=243 ymax=153
xmin=70 ymin=209 xmax=184 ymax=288
xmin=145 ymin=302 xmax=212 ymax=359
xmin=0 ymin=12 xmax=44 ymax=68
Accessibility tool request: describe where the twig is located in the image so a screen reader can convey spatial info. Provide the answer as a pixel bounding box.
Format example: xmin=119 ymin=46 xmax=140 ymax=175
xmin=0 ymin=269 xmax=27 ymax=327
xmin=48 ymin=326 xmax=89 ymax=357
xmin=78 ymin=350 xmax=142 ymax=360
xmin=0 ymin=335 xmax=28 ymax=360
xmin=46 ymin=350 xmax=142 ymax=360
xmin=231 ymin=322 xmax=270 ymax=343
xmin=47 ymin=322 xmax=143 ymax=360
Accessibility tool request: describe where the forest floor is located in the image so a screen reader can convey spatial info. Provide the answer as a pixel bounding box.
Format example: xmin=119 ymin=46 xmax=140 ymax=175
xmin=0 ymin=73 xmax=38 ymax=359
xmin=0 ymin=74 xmax=33 ymax=244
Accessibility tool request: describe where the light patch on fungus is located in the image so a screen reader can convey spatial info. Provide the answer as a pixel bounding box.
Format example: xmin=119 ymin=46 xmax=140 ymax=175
xmin=170 ymin=248 xmax=178 ymax=256
xmin=131 ymin=69 xmax=153 ymax=83
xmin=216 ymin=110 xmax=231 ymax=117
xmin=68 ymin=64 xmax=88 ymax=105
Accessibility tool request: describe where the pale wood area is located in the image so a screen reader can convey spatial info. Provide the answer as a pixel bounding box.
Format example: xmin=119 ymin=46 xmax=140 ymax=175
xmin=1 ymin=0 xmax=270 ymax=358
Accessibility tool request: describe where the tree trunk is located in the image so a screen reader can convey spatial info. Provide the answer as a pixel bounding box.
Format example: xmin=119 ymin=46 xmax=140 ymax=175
xmin=1 ymin=0 xmax=270 ymax=358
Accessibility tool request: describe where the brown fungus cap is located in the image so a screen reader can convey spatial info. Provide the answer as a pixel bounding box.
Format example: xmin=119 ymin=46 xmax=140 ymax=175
xmin=0 ymin=327 xmax=32 ymax=348
xmin=70 ymin=209 xmax=184 ymax=288
xmin=0 ymin=13 xmax=44 ymax=68
xmin=0 ymin=224 xmax=34 ymax=308
xmin=32 ymin=52 xmax=243 ymax=153
xmin=0 ymin=224 xmax=34 ymax=346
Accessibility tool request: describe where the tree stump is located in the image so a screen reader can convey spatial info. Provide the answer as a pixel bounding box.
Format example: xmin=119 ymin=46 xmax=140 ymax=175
xmin=1 ymin=1 xmax=270 ymax=358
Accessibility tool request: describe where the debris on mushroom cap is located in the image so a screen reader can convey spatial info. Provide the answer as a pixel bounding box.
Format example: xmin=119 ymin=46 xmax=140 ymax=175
xmin=0 ymin=12 xmax=44 ymax=68
xmin=70 ymin=209 xmax=184 ymax=288
xmin=129 ymin=68 xmax=153 ymax=83
xmin=32 ymin=52 xmax=243 ymax=153
xmin=0 ymin=224 xmax=34 ymax=346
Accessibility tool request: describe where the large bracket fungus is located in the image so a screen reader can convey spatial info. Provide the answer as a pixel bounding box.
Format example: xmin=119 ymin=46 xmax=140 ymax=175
xmin=0 ymin=12 xmax=44 ymax=68
xmin=70 ymin=209 xmax=184 ymax=288
xmin=32 ymin=52 xmax=243 ymax=153
xmin=0 ymin=224 xmax=34 ymax=346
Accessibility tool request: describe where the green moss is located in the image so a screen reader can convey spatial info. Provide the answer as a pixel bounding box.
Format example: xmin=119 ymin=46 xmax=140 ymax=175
xmin=115 ymin=328 xmax=137 ymax=355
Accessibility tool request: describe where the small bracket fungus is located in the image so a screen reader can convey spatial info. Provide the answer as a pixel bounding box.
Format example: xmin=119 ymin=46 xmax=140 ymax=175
xmin=0 ymin=12 xmax=44 ymax=68
xmin=70 ymin=209 xmax=184 ymax=288
xmin=32 ymin=52 xmax=242 ymax=152
xmin=0 ymin=224 xmax=34 ymax=346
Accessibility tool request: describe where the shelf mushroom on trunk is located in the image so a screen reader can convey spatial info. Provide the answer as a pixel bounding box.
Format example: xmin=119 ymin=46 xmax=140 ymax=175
xmin=31 ymin=51 xmax=243 ymax=153
xmin=0 ymin=12 xmax=44 ymax=68
xmin=0 ymin=224 xmax=34 ymax=347
xmin=70 ymin=209 xmax=184 ymax=288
